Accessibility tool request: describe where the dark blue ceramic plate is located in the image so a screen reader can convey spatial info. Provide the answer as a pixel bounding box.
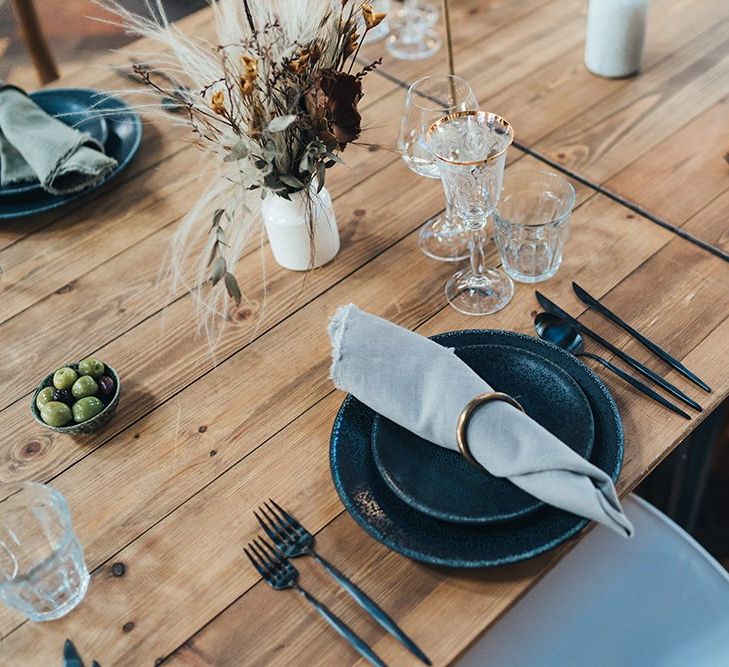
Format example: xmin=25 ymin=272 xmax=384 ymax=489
xmin=371 ymin=344 xmax=595 ymax=525
xmin=0 ymin=89 xmax=142 ymax=220
xmin=330 ymin=330 xmax=624 ymax=568
xmin=0 ymin=89 xmax=109 ymax=197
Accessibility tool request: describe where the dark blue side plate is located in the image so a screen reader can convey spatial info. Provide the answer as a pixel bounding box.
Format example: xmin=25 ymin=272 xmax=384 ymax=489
xmin=330 ymin=330 xmax=624 ymax=568
xmin=0 ymin=89 xmax=142 ymax=220
xmin=0 ymin=89 xmax=109 ymax=197
xmin=371 ymin=344 xmax=595 ymax=525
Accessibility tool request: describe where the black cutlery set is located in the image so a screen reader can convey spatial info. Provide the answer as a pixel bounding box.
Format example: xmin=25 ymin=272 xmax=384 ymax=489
xmin=245 ymin=499 xmax=430 ymax=667
xmin=535 ymin=282 xmax=710 ymax=418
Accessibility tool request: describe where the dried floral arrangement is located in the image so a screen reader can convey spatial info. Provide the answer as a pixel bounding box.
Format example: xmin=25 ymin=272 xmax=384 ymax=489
xmin=103 ymin=0 xmax=385 ymax=338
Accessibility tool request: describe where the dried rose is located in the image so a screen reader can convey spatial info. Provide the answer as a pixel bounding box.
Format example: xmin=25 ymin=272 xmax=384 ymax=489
xmin=318 ymin=69 xmax=363 ymax=148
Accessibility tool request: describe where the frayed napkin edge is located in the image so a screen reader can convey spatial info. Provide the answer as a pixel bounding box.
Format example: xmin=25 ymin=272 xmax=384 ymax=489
xmin=328 ymin=303 xmax=356 ymax=384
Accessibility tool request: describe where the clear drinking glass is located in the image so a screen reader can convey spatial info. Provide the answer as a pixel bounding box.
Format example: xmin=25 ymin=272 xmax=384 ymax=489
xmin=493 ymin=170 xmax=576 ymax=283
xmin=398 ymin=75 xmax=478 ymax=261
xmin=0 ymin=483 xmax=89 ymax=621
xmin=387 ymin=0 xmax=441 ymax=60
xmin=428 ymin=110 xmax=515 ymax=315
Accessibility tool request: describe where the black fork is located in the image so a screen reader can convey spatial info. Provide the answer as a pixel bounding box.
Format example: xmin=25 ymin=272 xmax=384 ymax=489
xmin=245 ymin=536 xmax=386 ymax=667
xmin=255 ymin=499 xmax=431 ymax=665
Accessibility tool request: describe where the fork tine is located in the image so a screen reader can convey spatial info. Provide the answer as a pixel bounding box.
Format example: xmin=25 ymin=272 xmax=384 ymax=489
xmin=269 ymin=498 xmax=303 ymax=532
xmin=244 ymin=546 xmax=268 ymax=578
xmin=250 ymin=539 xmax=276 ymax=571
xmin=254 ymin=510 xmax=281 ymax=544
xmin=262 ymin=502 xmax=296 ymax=539
xmin=255 ymin=535 xmax=284 ymax=565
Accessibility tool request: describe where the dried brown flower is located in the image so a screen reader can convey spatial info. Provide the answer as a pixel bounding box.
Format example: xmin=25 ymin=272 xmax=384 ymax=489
xmin=344 ymin=30 xmax=360 ymax=57
xmin=210 ymin=90 xmax=226 ymax=115
xmin=362 ymin=4 xmax=386 ymax=30
xmin=317 ymin=69 xmax=363 ymax=148
xmin=288 ymin=50 xmax=310 ymax=74
xmin=240 ymin=54 xmax=258 ymax=95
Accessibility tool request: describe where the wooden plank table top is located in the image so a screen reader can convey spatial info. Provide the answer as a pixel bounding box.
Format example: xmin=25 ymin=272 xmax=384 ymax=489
xmin=0 ymin=2 xmax=727 ymax=665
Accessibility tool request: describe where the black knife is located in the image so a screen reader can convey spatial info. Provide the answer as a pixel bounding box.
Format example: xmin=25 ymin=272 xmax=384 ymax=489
xmin=63 ymin=639 xmax=84 ymax=667
xmin=572 ymin=283 xmax=711 ymax=393
xmin=535 ymin=291 xmax=702 ymax=411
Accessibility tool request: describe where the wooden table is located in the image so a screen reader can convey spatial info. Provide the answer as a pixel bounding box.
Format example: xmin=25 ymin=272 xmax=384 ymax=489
xmin=1 ymin=2 xmax=727 ymax=664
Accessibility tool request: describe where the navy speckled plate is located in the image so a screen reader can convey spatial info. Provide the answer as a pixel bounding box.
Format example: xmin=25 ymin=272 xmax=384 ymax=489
xmin=371 ymin=344 xmax=595 ymax=525
xmin=330 ymin=330 xmax=624 ymax=568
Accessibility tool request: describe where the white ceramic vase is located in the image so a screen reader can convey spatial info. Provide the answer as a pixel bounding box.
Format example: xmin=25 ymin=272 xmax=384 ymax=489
xmin=584 ymin=0 xmax=649 ymax=78
xmin=262 ymin=185 xmax=340 ymax=271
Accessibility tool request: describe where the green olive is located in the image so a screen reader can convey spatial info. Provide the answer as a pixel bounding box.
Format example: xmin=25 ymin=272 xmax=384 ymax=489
xmin=40 ymin=401 xmax=73 ymax=427
xmin=53 ymin=367 xmax=78 ymax=390
xmin=71 ymin=375 xmax=98 ymax=399
xmin=35 ymin=386 xmax=55 ymax=409
xmin=72 ymin=396 xmax=104 ymax=423
xmin=78 ymin=358 xmax=105 ymax=379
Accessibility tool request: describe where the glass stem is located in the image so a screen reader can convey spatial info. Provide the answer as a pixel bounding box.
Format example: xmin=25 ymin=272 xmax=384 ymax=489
xmin=440 ymin=190 xmax=460 ymax=234
xmin=468 ymin=221 xmax=487 ymax=278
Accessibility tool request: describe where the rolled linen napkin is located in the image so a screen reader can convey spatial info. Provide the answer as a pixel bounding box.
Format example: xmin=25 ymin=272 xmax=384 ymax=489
xmin=329 ymin=304 xmax=633 ymax=537
xmin=0 ymin=85 xmax=117 ymax=195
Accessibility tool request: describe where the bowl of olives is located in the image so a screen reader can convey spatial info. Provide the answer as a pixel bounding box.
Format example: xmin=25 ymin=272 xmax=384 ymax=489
xmin=31 ymin=358 xmax=120 ymax=435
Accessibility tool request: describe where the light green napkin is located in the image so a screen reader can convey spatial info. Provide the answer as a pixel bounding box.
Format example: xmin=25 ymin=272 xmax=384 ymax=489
xmin=0 ymin=86 xmax=117 ymax=195
xmin=329 ymin=304 xmax=634 ymax=538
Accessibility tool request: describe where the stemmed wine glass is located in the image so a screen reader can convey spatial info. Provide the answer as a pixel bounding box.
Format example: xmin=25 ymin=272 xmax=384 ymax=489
xmin=427 ymin=111 xmax=515 ymax=315
xmin=398 ymin=75 xmax=477 ymax=261
xmin=387 ymin=0 xmax=441 ymax=60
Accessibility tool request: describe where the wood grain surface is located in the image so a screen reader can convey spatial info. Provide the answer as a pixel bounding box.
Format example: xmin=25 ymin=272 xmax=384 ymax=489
xmin=0 ymin=1 xmax=727 ymax=665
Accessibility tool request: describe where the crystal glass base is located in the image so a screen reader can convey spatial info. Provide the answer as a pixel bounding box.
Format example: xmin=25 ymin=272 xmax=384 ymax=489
xmin=387 ymin=28 xmax=441 ymax=60
xmin=445 ymin=268 xmax=515 ymax=316
xmin=418 ymin=213 xmax=470 ymax=262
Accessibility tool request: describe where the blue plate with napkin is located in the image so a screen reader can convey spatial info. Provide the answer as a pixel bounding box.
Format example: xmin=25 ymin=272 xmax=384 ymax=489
xmin=0 ymin=87 xmax=142 ymax=219
xmin=371 ymin=344 xmax=595 ymax=525
xmin=0 ymin=88 xmax=110 ymax=197
xmin=329 ymin=313 xmax=626 ymax=568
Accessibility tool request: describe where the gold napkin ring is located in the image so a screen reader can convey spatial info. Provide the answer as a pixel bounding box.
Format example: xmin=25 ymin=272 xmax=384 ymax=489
xmin=456 ymin=392 xmax=525 ymax=471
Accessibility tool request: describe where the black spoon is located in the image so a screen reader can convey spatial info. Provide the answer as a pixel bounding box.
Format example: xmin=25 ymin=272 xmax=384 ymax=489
xmin=535 ymin=312 xmax=690 ymax=420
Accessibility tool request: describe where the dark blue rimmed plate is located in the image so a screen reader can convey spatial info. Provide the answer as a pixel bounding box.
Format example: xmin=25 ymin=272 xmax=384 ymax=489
xmin=0 ymin=89 xmax=142 ymax=220
xmin=371 ymin=344 xmax=595 ymax=525
xmin=330 ymin=330 xmax=624 ymax=568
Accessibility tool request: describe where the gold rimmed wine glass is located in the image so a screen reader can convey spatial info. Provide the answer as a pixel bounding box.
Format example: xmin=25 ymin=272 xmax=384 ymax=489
xmin=428 ymin=110 xmax=515 ymax=316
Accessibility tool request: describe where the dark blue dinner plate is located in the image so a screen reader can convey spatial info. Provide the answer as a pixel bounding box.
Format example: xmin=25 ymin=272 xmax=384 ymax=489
xmin=0 ymin=89 xmax=142 ymax=220
xmin=330 ymin=329 xmax=624 ymax=568
xmin=371 ymin=344 xmax=595 ymax=525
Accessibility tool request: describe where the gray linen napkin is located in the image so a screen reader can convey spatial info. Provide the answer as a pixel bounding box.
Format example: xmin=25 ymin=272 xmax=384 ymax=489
xmin=329 ymin=304 xmax=633 ymax=537
xmin=0 ymin=86 xmax=117 ymax=195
